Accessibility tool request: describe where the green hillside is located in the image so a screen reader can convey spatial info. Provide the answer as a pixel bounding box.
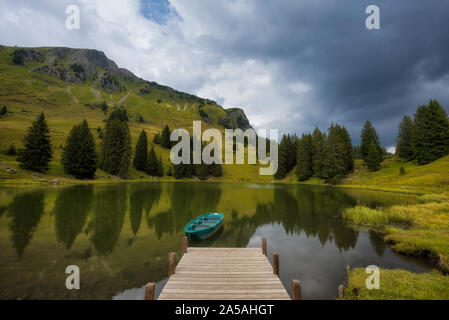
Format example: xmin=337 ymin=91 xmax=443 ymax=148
xmin=0 ymin=45 xmax=267 ymax=184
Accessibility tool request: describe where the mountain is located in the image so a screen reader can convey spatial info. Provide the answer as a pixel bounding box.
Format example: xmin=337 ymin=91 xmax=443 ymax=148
xmin=0 ymin=45 xmax=263 ymax=182
xmin=3 ymin=45 xmax=252 ymax=128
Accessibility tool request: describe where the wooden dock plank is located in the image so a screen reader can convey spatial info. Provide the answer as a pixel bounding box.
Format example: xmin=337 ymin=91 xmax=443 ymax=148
xmin=158 ymin=247 xmax=290 ymax=300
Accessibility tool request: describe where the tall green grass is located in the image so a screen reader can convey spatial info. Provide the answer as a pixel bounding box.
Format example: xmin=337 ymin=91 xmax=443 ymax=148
xmin=342 ymin=205 xmax=415 ymax=226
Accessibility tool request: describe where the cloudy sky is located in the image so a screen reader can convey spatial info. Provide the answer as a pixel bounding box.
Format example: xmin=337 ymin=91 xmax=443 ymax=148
xmin=1 ymin=0 xmax=449 ymax=147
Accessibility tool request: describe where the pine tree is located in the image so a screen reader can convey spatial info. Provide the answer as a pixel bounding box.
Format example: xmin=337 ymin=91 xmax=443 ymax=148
xmin=99 ymin=114 xmax=131 ymax=178
xmin=322 ymin=124 xmax=346 ymax=184
xmin=153 ymin=133 xmax=161 ymax=144
xmin=61 ymin=120 xmax=97 ymax=179
xmin=146 ymin=146 xmax=158 ymax=176
xmin=339 ymin=126 xmax=354 ymax=173
xmin=285 ymin=134 xmax=298 ymax=172
xmin=366 ymin=141 xmax=382 ymax=171
xmin=412 ymin=100 xmax=449 ymax=164
xmin=360 ymin=121 xmax=380 ymax=162
xmin=311 ymin=127 xmax=325 ymax=178
xmin=360 ymin=120 xmax=383 ymax=169
xmin=161 ymin=125 xmax=171 ymax=149
xmin=274 ymin=135 xmax=288 ymax=180
xmin=296 ymin=134 xmax=313 ymax=181
xmin=18 ymin=112 xmax=52 ymax=172
xmin=396 ymin=115 xmax=414 ymax=160
xmin=196 ymin=163 xmax=209 ymax=180
xmin=173 ymin=163 xmax=184 ymax=179
xmin=133 ymin=130 xmax=148 ymax=171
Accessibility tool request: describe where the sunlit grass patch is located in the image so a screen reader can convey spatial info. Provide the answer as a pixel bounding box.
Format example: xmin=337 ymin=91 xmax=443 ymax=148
xmin=343 ymin=268 xmax=449 ymax=300
xmin=342 ymin=206 xmax=389 ymax=226
xmin=342 ymin=205 xmax=415 ymax=226
xmin=417 ymin=194 xmax=448 ymax=203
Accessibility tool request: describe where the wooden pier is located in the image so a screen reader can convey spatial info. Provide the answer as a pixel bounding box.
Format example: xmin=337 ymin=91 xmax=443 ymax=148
xmin=146 ymin=238 xmax=297 ymax=300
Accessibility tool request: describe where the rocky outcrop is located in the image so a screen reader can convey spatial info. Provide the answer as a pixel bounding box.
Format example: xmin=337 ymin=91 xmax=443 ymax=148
xmin=218 ymin=108 xmax=252 ymax=131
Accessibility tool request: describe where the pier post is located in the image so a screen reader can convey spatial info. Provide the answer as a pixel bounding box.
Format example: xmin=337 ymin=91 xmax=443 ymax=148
xmin=273 ymin=252 xmax=279 ymax=276
xmin=182 ymin=236 xmax=188 ymax=254
xmin=262 ymin=238 xmax=267 ymax=256
xmin=292 ymin=280 xmax=302 ymax=300
xmin=338 ymin=284 xmax=344 ymax=299
xmin=144 ymin=283 xmax=155 ymax=300
xmin=168 ymin=252 xmax=176 ymax=277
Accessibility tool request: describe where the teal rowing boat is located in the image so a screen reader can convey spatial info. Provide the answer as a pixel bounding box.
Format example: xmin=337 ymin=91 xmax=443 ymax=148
xmin=184 ymin=213 xmax=224 ymax=240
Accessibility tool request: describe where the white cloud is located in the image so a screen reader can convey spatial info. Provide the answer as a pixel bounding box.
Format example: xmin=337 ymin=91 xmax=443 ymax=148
xmin=0 ymin=0 xmax=315 ymax=136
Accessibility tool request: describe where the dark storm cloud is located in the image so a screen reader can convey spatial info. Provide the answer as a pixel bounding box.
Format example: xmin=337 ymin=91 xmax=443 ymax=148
xmin=1 ymin=0 xmax=448 ymax=146
xmin=191 ymin=0 xmax=449 ymax=145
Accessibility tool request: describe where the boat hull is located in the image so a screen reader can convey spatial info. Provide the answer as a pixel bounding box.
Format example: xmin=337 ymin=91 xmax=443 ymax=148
xmin=184 ymin=213 xmax=224 ymax=240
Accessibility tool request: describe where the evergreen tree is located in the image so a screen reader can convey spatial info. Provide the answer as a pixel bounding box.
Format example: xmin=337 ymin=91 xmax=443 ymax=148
xmin=210 ymin=162 xmax=223 ymax=177
xmin=108 ymin=107 xmax=128 ymax=122
xmin=285 ymin=134 xmax=298 ymax=172
xmin=412 ymin=99 xmax=449 ymax=164
xmin=360 ymin=121 xmax=380 ymax=162
xmin=173 ymin=163 xmax=184 ymax=179
xmin=196 ymin=163 xmax=209 ymax=180
xmin=352 ymin=145 xmax=362 ymax=159
xmin=99 ymin=114 xmax=131 ymax=178
xmin=146 ymin=146 xmax=158 ymax=176
xmin=360 ymin=120 xmax=383 ymax=169
xmin=161 ymin=125 xmax=171 ymax=149
xmin=133 ymin=130 xmax=148 ymax=171
xmin=296 ymin=134 xmax=313 ymax=181
xmin=322 ymin=124 xmax=346 ymax=184
xmin=366 ymin=141 xmax=382 ymax=171
xmin=18 ymin=112 xmax=52 ymax=172
xmin=311 ymin=127 xmax=325 ymax=178
xmin=339 ymin=126 xmax=354 ymax=172
xmin=61 ymin=120 xmax=97 ymax=179
xmin=274 ymin=135 xmax=288 ymax=180
xmin=396 ymin=115 xmax=414 ymax=160
xmin=153 ymin=133 xmax=161 ymax=144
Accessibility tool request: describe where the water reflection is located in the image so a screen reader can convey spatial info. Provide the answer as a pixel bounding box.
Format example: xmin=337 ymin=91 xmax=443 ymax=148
xmin=0 ymin=182 xmax=424 ymax=300
xmin=7 ymin=190 xmax=44 ymax=257
xmin=147 ymin=183 xmax=221 ymax=238
xmin=91 ymin=184 xmax=127 ymax=255
xmin=54 ymin=186 xmax=92 ymax=249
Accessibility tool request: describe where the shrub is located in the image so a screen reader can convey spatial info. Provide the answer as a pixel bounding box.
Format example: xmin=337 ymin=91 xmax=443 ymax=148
xmin=6 ymin=144 xmax=16 ymax=156
xmin=0 ymin=106 xmax=7 ymax=116
xmin=399 ymin=166 xmax=406 ymax=176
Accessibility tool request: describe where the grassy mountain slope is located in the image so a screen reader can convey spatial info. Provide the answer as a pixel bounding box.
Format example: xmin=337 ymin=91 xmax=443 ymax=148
xmin=0 ymin=45 xmax=268 ymax=183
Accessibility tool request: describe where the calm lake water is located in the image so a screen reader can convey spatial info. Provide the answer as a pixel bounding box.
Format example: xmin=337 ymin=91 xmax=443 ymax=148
xmin=0 ymin=182 xmax=428 ymax=300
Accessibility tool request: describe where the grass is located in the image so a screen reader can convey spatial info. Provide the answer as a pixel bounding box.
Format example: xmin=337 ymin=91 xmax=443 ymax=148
xmin=342 ymin=157 xmax=449 ymax=194
xmin=342 ymin=199 xmax=449 ymax=275
xmin=342 ymin=268 xmax=449 ymax=300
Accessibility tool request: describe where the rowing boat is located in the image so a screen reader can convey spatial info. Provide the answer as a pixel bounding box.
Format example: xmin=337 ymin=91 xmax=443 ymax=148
xmin=184 ymin=213 xmax=224 ymax=240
